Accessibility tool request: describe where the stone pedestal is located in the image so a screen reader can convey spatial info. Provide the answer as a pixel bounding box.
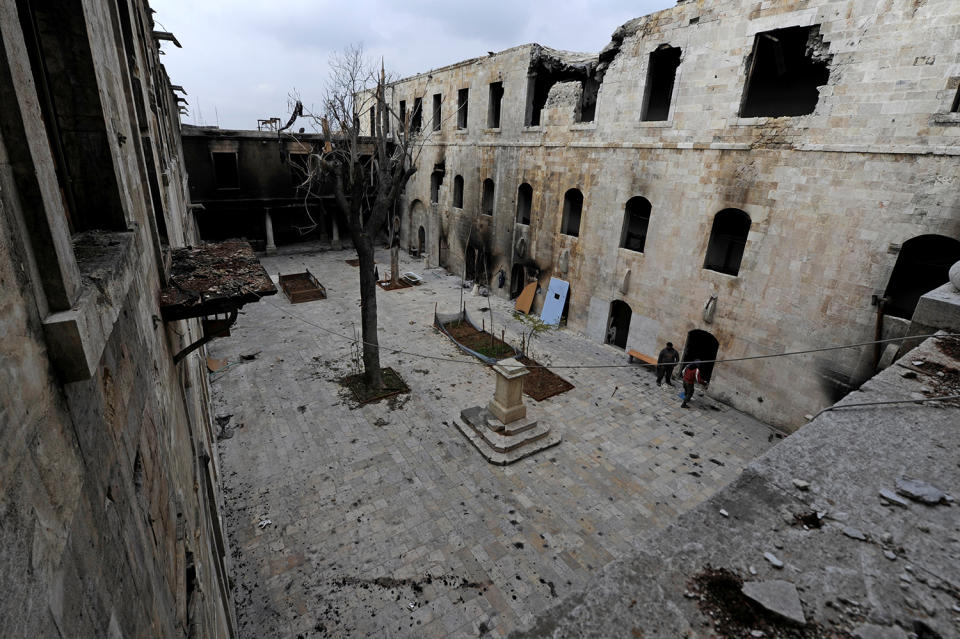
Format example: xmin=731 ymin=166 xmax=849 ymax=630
xmin=488 ymin=357 xmax=528 ymax=424
xmin=264 ymin=209 xmax=277 ymax=254
xmin=456 ymin=357 xmax=560 ymax=465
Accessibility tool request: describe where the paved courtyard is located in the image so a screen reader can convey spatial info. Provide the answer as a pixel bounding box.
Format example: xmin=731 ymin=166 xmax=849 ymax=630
xmin=208 ymin=247 xmax=783 ymax=638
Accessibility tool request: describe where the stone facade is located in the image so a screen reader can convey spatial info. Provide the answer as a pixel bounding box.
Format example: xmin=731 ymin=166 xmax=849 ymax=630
xmin=381 ymin=0 xmax=960 ymax=430
xmin=0 ymin=1 xmax=235 ymax=636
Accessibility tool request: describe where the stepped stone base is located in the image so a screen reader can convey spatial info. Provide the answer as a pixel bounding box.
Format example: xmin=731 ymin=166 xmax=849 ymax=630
xmin=456 ymin=406 xmax=561 ymax=465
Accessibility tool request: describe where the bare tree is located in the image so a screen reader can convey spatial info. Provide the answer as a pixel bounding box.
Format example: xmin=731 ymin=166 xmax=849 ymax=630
xmin=296 ymin=46 xmax=419 ymax=389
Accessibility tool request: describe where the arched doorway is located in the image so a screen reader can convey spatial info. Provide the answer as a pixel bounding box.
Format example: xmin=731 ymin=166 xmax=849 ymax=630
xmin=884 ymin=234 xmax=960 ymax=319
xmin=682 ymin=329 xmax=719 ymax=381
xmin=510 ymin=264 xmax=525 ymax=298
xmin=606 ymin=300 xmax=632 ymax=349
xmin=417 ymin=226 xmax=425 ymax=257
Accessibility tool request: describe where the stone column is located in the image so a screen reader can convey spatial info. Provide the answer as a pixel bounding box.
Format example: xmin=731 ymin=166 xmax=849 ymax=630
xmin=331 ymin=215 xmax=342 ymax=250
xmin=487 ymin=357 xmax=529 ymax=424
xmin=264 ymin=208 xmax=276 ymax=254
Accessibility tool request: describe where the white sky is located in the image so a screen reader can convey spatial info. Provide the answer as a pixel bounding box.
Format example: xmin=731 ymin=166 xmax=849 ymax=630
xmin=155 ymin=0 xmax=674 ymax=129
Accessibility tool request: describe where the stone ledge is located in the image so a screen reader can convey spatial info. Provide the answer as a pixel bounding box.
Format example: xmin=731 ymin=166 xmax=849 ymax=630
xmin=42 ymin=230 xmax=138 ymax=382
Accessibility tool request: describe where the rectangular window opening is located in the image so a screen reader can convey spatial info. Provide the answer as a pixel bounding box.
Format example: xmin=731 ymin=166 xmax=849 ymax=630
xmin=952 ymin=86 xmax=960 ymax=113
xmin=457 ymin=88 xmax=469 ymax=129
xmin=487 ymin=81 xmax=503 ymax=128
xmin=399 ymin=100 xmax=406 ymax=132
xmin=212 ymin=152 xmax=239 ymax=189
xmin=739 ymin=25 xmax=832 ymax=118
xmin=641 ymin=45 xmax=682 ymax=121
xmin=577 ymin=79 xmax=600 ymax=123
xmin=432 ymin=93 xmax=442 ymax=131
xmin=411 ymin=97 xmax=422 ymax=133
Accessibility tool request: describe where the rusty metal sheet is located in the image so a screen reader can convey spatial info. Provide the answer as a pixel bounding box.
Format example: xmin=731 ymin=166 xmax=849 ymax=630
xmin=514 ymin=281 xmax=537 ymax=314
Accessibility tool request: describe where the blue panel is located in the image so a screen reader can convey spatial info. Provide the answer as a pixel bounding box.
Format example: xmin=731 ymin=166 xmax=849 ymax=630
xmin=540 ymin=278 xmax=569 ymax=326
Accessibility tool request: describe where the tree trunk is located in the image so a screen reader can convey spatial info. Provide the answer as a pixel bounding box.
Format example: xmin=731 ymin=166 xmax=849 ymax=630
xmin=390 ymin=244 xmax=400 ymax=286
xmin=390 ymin=214 xmax=400 ymax=286
xmin=356 ymin=234 xmax=383 ymax=389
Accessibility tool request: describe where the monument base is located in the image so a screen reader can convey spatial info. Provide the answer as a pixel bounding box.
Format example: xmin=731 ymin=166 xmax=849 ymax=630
xmin=456 ymin=406 xmax=560 ymax=466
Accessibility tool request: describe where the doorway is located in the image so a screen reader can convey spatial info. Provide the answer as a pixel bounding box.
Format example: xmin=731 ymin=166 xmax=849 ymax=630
xmin=510 ymin=264 xmax=525 ymax=299
xmin=606 ymin=300 xmax=632 ymax=349
xmin=417 ymin=226 xmax=425 ymax=257
xmin=681 ymin=329 xmax=719 ymax=381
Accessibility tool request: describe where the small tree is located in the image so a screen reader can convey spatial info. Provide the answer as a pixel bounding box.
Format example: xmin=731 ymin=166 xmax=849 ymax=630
xmin=298 ymin=46 xmax=420 ymax=389
xmin=514 ymin=311 xmax=556 ymax=362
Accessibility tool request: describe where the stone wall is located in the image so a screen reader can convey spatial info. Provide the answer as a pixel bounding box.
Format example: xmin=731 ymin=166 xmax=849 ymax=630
xmin=381 ymin=0 xmax=960 ymax=430
xmin=0 ymin=1 xmax=235 ymax=636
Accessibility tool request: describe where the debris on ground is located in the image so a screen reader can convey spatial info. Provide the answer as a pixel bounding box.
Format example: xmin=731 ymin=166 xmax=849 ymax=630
xmin=241 ymin=351 xmax=261 ymax=361
xmin=894 ymin=477 xmax=952 ymax=505
xmin=763 ymin=552 xmax=784 ymax=568
xmin=879 ymin=488 xmax=910 ymax=508
xmin=741 ymin=580 xmax=807 ymax=625
xmin=792 ymin=479 xmax=810 ymax=491
xmin=258 ymin=519 xmax=272 ymax=529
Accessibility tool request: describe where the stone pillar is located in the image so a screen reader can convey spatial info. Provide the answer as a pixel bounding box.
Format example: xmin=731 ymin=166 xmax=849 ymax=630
xmin=487 ymin=357 xmax=529 ymax=424
xmin=331 ymin=216 xmax=342 ymax=250
xmin=264 ymin=208 xmax=276 ymax=254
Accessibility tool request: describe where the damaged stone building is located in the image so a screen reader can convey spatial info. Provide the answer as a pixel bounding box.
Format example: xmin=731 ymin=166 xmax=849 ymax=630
xmin=0 ymin=0 xmax=251 ymax=635
xmin=182 ymin=125 xmax=343 ymax=253
xmin=381 ymin=0 xmax=960 ymax=430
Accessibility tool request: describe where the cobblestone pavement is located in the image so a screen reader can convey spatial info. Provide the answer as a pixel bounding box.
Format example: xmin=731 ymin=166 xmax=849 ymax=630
xmin=208 ymin=247 xmax=782 ymax=638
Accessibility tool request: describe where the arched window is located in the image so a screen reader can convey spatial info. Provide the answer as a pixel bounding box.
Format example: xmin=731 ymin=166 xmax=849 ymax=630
xmin=516 ymin=183 xmax=532 ymax=225
xmin=620 ymin=197 xmax=651 ymax=252
xmin=703 ymin=208 xmax=751 ymax=276
xmin=884 ymin=234 xmax=960 ymax=319
xmin=430 ymin=171 xmax=443 ymax=204
xmin=561 ymin=188 xmax=583 ymax=237
xmin=482 ymin=178 xmax=495 ymax=216
xmin=453 ymin=175 xmax=464 ymax=208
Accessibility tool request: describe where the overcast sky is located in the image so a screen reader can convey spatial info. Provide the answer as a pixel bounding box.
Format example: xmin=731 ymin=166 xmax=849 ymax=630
xmin=155 ymin=0 xmax=674 ymax=129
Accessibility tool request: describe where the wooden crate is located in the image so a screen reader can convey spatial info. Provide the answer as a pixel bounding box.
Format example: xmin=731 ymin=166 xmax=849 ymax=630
xmin=279 ymin=270 xmax=327 ymax=304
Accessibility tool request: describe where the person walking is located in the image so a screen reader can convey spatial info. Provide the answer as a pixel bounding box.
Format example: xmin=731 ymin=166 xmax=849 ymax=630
xmin=680 ymin=360 xmax=707 ymax=408
xmin=656 ymin=342 xmax=679 ymax=386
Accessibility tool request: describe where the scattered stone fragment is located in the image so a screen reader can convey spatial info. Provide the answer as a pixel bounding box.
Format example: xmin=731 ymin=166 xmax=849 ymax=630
xmin=842 ymin=526 xmax=867 ymax=541
xmin=748 ymin=565 xmax=757 ymax=575
xmin=258 ymin=518 xmax=272 ymax=528
xmin=879 ymin=488 xmax=909 ymax=508
xmin=883 ymin=550 xmax=897 ymax=561
xmin=895 ymin=477 xmax=950 ymax=505
xmin=899 ymin=574 xmax=912 ymax=583
xmin=763 ymin=552 xmax=784 ymax=568
xmin=751 ymin=631 xmax=766 ymax=638
xmin=741 ymin=579 xmax=807 ymax=625
xmin=792 ymin=479 xmax=810 ymax=491
xmin=912 ymin=360 xmax=925 ymax=366
xmin=853 ymin=622 xmax=910 ymax=639
xmin=719 ymin=509 xmax=729 ymax=518
xmin=881 ymin=532 xmax=893 ymax=544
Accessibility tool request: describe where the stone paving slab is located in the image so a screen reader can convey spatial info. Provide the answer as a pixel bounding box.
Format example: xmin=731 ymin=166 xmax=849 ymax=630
xmin=207 ymin=247 xmax=782 ymax=638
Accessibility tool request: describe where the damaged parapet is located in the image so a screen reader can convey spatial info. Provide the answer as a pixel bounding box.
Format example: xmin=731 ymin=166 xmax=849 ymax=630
xmin=456 ymin=357 xmax=561 ymax=465
xmin=526 ymin=45 xmax=610 ymax=125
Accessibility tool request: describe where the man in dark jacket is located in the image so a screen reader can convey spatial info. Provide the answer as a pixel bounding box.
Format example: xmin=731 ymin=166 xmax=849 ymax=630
xmin=656 ymin=342 xmax=679 ymax=386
